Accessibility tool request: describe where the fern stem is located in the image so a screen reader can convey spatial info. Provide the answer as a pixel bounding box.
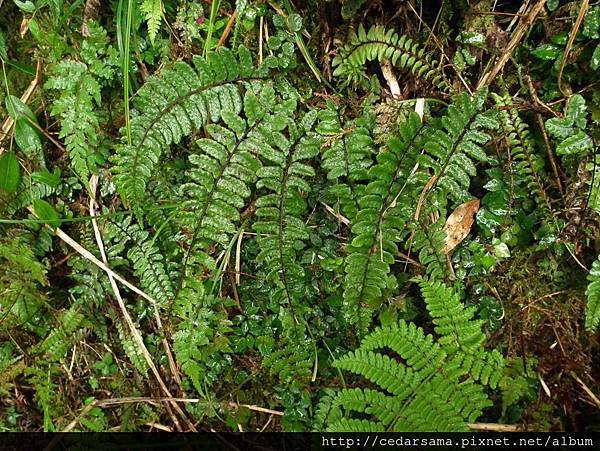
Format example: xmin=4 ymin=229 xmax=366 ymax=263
xmin=122 ymin=0 xmax=134 ymax=146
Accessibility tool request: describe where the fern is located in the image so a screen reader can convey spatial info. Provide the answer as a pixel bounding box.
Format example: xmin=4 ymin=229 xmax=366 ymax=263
xmin=318 ymin=279 xmax=504 ymax=432
xmin=333 ymin=25 xmax=450 ymax=90
xmin=342 ymin=112 xmax=425 ymax=328
xmin=116 ymin=319 xmax=149 ymax=376
xmin=37 ymin=304 xmax=86 ymax=361
xmin=253 ymin=110 xmax=321 ymax=312
xmin=105 ymin=217 xmax=175 ymax=306
xmin=414 ymin=89 xmax=497 ymax=203
xmin=140 ymin=0 xmax=164 ymax=43
xmin=418 ymin=277 xmax=504 ymax=388
xmin=317 ymin=102 xmax=376 ymax=221
xmin=172 ymin=278 xmax=234 ymax=390
xmin=45 ymin=23 xmax=117 ymax=185
xmin=585 ymin=255 xmax=600 ymax=331
xmin=493 ymin=93 xmax=554 ymax=224
xmin=342 ymin=90 xmax=496 ymax=327
xmin=112 ymin=46 xmax=268 ymax=212
xmin=0 ymin=231 xmax=48 ymax=331
xmin=178 ymin=82 xmax=293 ymax=258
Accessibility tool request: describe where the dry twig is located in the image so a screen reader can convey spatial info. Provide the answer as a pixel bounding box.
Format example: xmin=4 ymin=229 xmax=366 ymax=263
xmin=477 ymin=0 xmax=547 ymax=90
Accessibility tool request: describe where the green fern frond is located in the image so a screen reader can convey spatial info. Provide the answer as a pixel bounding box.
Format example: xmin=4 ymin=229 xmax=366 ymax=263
xmin=116 ymin=320 xmax=149 ymax=376
xmin=493 ymin=93 xmax=554 ymax=222
xmin=106 ymin=217 xmax=175 ymax=306
xmin=319 ymin=280 xmax=506 ymax=431
xmin=37 ymin=305 xmax=85 ymax=361
xmin=416 ymin=89 xmax=497 ymax=203
xmin=585 ymin=255 xmax=600 ymax=331
xmin=317 ymin=102 xmax=376 ymax=221
xmin=333 ymin=24 xmax=450 ymax=90
xmin=418 ymin=277 xmax=504 ymax=388
xmin=112 ymin=46 xmax=266 ymax=212
xmin=253 ymin=110 xmax=321 ymax=309
xmin=140 ymin=0 xmax=164 ymax=43
xmin=342 ymin=112 xmax=425 ymax=327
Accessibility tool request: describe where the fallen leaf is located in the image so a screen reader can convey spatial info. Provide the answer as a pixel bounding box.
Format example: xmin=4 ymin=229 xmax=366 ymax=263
xmin=443 ymin=199 xmax=480 ymax=254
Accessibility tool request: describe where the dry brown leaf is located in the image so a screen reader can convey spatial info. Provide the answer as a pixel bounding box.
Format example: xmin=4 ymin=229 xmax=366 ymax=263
xmin=443 ymin=199 xmax=480 ymax=254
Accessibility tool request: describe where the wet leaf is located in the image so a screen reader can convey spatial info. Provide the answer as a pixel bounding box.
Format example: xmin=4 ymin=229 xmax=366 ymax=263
xmin=33 ymin=199 xmax=60 ymax=228
xmin=0 ymin=151 xmax=21 ymax=193
xmin=443 ymin=199 xmax=480 ymax=254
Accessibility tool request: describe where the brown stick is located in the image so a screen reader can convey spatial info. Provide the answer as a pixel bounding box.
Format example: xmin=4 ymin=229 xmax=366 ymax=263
xmin=87 ymin=176 xmax=192 ymax=431
xmin=476 ymin=0 xmax=547 ymax=90
xmin=216 ymin=10 xmax=238 ymax=50
xmin=0 ymin=58 xmax=42 ymax=146
xmin=558 ymin=0 xmax=589 ymax=97
xmin=468 ymin=422 xmax=523 ymax=432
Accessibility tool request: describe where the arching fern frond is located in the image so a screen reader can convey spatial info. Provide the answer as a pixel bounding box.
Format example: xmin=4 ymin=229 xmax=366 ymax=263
xmin=318 ymin=281 xmax=505 ymax=432
xmin=415 ymin=89 xmax=498 ymax=203
xmin=112 ymin=46 xmax=267 ymax=212
xmin=493 ymin=93 xmax=554 ymax=225
xmin=105 ymin=216 xmax=175 ymax=306
xmin=333 ymin=25 xmax=450 ymax=91
xmin=417 ymin=277 xmax=504 ymax=388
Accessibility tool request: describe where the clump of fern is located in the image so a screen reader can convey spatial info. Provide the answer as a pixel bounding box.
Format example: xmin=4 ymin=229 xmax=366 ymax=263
xmin=333 ymin=25 xmax=450 ymax=91
xmin=315 ymin=278 xmax=505 ymax=432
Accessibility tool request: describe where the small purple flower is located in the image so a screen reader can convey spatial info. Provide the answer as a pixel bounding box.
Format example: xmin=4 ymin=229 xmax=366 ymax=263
xmin=197 ymin=16 xmax=205 ymax=25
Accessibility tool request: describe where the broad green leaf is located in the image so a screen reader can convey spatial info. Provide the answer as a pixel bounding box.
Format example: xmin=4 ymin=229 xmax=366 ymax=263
xmin=14 ymin=118 xmax=41 ymax=155
xmin=556 ymin=131 xmax=593 ymax=155
xmin=531 ymin=44 xmax=561 ymax=60
xmin=547 ymin=0 xmax=559 ymax=11
xmin=5 ymin=95 xmax=38 ymax=123
xmin=0 ymin=152 xmax=21 ymax=193
xmin=565 ymin=95 xmax=587 ymax=129
xmin=13 ymin=0 xmax=36 ymax=12
xmin=33 ymin=199 xmax=61 ymax=228
xmin=583 ymin=6 xmax=600 ymax=39
xmin=592 ymin=44 xmax=600 ymax=70
xmin=545 ymin=117 xmax=573 ymax=139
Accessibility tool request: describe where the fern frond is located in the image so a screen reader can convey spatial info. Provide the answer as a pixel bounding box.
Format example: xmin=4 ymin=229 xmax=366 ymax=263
xmin=317 ymin=102 xmax=376 ymax=221
xmin=37 ymin=305 xmax=85 ymax=361
xmin=493 ymin=93 xmax=554 ymax=223
xmin=342 ymin=112 xmax=425 ymax=327
xmin=112 ymin=46 xmax=265 ymax=212
xmin=395 ymin=375 xmax=490 ymax=431
xmin=140 ymin=0 xmax=164 ymax=43
xmin=116 ymin=320 xmax=149 ymax=376
xmin=106 ymin=217 xmax=174 ymax=306
xmin=333 ymin=24 xmax=450 ymax=90
xmin=179 ymin=111 xmax=263 ymax=250
xmin=416 ymin=89 xmax=497 ymax=203
xmin=253 ymin=110 xmax=321 ymax=309
xmin=585 ymin=255 xmax=600 ymax=331
xmin=418 ymin=277 xmax=504 ymax=387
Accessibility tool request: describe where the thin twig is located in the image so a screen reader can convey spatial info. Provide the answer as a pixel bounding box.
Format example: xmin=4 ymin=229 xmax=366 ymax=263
xmin=468 ymin=422 xmax=522 ymax=432
xmin=558 ymin=0 xmax=589 ymax=97
xmin=216 ymin=10 xmax=237 ymax=49
xmin=87 ymin=175 xmax=191 ymax=431
xmin=477 ymin=0 xmax=546 ymax=90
